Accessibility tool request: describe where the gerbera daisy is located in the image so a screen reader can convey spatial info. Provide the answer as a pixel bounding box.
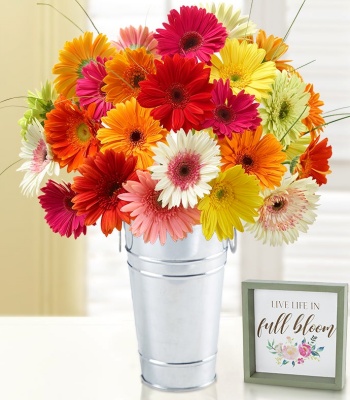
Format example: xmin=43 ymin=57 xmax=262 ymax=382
xmin=294 ymin=136 xmax=332 ymax=185
xmin=137 ymin=54 xmax=214 ymax=132
xmin=284 ymin=135 xmax=311 ymax=162
xmin=119 ymin=170 xmax=200 ymax=245
xmin=301 ymin=83 xmax=325 ymax=138
xmin=103 ymin=47 xmax=155 ymax=104
xmin=72 ymin=150 xmax=137 ymax=236
xmin=245 ymin=176 xmax=319 ymax=246
xmin=255 ymin=30 xmax=292 ymax=71
xmin=18 ymin=81 xmax=57 ymax=139
xmin=17 ymin=120 xmax=60 ymax=197
xmin=44 ymin=96 xmax=100 ymax=172
xmin=202 ymin=79 xmax=261 ymax=139
xmin=38 ymin=180 xmax=87 ymax=239
xmin=149 ymin=130 xmax=221 ymax=209
xmin=52 ymin=32 xmax=116 ymax=99
xmin=154 ymin=5 xmax=227 ymax=63
xmin=197 ymin=165 xmax=262 ymax=241
xmin=259 ymin=70 xmax=310 ymax=147
xmin=76 ymin=56 xmax=114 ymax=120
xmin=202 ymin=2 xmax=257 ymax=39
xmin=97 ymin=97 xmax=168 ymax=170
xmin=220 ymin=127 xmax=287 ymax=189
xmin=210 ymin=38 xmax=277 ymax=101
xmin=112 ymin=25 xmax=158 ymax=55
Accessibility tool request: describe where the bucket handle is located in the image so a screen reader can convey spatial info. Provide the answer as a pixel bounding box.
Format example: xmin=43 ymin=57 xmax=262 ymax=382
xmin=228 ymin=230 xmax=237 ymax=254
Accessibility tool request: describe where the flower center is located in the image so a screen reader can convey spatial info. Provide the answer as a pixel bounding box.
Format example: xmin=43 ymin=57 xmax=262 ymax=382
xmin=272 ymin=200 xmax=285 ymax=211
xmin=221 ymin=65 xmax=250 ymax=89
xmin=78 ymin=58 xmax=93 ymax=78
xmin=31 ymin=139 xmax=50 ymax=173
xmin=167 ymin=151 xmax=201 ymax=190
xmin=130 ymin=129 xmax=143 ymax=144
xmin=64 ymin=195 xmax=74 ymax=211
xmin=76 ymin=123 xmax=91 ymax=142
xmin=126 ymin=66 xmax=145 ymax=89
xmin=215 ymin=105 xmax=235 ymax=123
xmin=279 ymin=100 xmax=290 ymax=120
xmin=180 ymin=31 xmax=204 ymax=53
xmin=216 ymin=188 xmax=226 ymax=200
xmin=167 ymin=84 xmax=190 ymax=108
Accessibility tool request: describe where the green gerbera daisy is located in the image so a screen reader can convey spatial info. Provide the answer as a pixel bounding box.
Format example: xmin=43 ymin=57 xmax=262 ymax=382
xmin=259 ymin=70 xmax=310 ymax=148
xmin=18 ymin=81 xmax=57 ymax=139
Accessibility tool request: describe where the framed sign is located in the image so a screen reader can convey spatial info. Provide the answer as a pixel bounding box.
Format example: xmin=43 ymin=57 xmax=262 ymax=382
xmin=242 ymin=280 xmax=348 ymax=390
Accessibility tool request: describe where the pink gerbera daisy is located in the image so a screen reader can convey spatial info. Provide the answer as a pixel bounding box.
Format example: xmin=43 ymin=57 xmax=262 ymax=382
xmin=38 ymin=180 xmax=87 ymax=239
xmin=112 ymin=25 xmax=158 ymax=55
xmin=76 ymin=56 xmax=114 ymax=120
xmin=202 ymin=79 xmax=261 ymax=139
xmin=119 ymin=170 xmax=200 ymax=245
xmin=154 ymin=5 xmax=228 ymax=63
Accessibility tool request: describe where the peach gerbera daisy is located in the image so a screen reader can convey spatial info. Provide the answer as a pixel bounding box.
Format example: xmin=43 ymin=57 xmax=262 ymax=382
xmin=112 ymin=25 xmax=158 ymax=55
xmin=103 ymin=47 xmax=156 ymax=104
xmin=97 ymin=97 xmax=168 ymax=170
xmin=44 ymin=96 xmax=100 ymax=172
xmin=220 ymin=127 xmax=287 ymax=189
xmin=119 ymin=170 xmax=200 ymax=245
xmin=52 ymin=32 xmax=116 ymax=99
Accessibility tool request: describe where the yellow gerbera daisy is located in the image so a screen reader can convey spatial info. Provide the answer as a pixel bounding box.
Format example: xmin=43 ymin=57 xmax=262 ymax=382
xmin=103 ymin=47 xmax=156 ymax=104
xmin=52 ymin=32 xmax=116 ymax=99
xmin=198 ymin=165 xmax=263 ymax=241
xmin=97 ymin=97 xmax=168 ymax=170
xmin=210 ymin=38 xmax=277 ymax=101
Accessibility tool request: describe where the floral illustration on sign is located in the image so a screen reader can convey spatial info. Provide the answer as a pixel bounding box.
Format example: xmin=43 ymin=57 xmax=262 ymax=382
xmin=267 ymin=335 xmax=324 ymax=367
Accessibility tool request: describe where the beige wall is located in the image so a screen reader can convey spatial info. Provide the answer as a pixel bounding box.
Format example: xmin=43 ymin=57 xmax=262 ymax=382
xmin=0 ymin=0 xmax=88 ymax=315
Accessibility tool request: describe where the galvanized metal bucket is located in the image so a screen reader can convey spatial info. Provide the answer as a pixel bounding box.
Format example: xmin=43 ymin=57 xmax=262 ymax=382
xmin=125 ymin=225 xmax=230 ymax=391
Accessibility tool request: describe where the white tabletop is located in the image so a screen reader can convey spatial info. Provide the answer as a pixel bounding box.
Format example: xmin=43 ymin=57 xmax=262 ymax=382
xmin=0 ymin=316 xmax=347 ymax=400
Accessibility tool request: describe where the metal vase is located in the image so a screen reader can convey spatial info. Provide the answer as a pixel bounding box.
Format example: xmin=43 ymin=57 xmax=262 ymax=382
xmin=125 ymin=225 xmax=228 ymax=391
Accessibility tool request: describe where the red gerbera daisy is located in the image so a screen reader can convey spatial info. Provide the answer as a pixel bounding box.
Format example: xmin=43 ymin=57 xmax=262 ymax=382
xmin=76 ymin=56 xmax=114 ymax=120
xmin=72 ymin=150 xmax=137 ymax=235
xmin=38 ymin=180 xmax=87 ymax=239
xmin=44 ymin=96 xmax=100 ymax=172
xmin=154 ymin=5 xmax=227 ymax=63
xmin=294 ymin=136 xmax=332 ymax=186
xmin=202 ymin=79 xmax=262 ymax=139
xmin=137 ymin=54 xmax=214 ymax=132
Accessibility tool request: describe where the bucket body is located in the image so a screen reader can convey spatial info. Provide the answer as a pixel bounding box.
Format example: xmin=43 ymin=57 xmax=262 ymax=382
xmin=125 ymin=225 xmax=228 ymax=391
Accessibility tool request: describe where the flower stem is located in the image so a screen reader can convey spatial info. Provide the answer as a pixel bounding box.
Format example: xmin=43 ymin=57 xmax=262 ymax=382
xmin=37 ymin=3 xmax=84 ymax=34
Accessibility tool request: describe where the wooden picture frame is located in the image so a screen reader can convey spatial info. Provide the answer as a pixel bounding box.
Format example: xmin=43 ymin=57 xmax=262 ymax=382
xmin=242 ymin=280 xmax=348 ymax=390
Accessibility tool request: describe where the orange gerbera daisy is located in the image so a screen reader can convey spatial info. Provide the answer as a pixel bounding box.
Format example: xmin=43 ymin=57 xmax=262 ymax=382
xmin=301 ymin=83 xmax=325 ymax=139
xmin=294 ymin=136 xmax=332 ymax=185
xmin=52 ymin=32 xmax=116 ymax=99
xmin=103 ymin=47 xmax=156 ymax=104
xmin=97 ymin=97 xmax=168 ymax=169
xmin=44 ymin=96 xmax=100 ymax=172
xmin=255 ymin=29 xmax=292 ymax=71
xmin=220 ymin=127 xmax=287 ymax=189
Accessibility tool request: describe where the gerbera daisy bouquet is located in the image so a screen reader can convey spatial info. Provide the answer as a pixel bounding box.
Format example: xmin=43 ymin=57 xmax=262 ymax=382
xmin=16 ymin=1 xmax=337 ymax=246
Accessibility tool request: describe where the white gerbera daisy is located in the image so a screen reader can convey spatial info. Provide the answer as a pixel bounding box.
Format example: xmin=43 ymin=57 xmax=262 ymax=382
xmin=17 ymin=120 xmax=60 ymax=196
xmin=260 ymin=70 xmax=310 ymax=147
xmin=246 ymin=175 xmax=319 ymax=246
xmin=202 ymin=2 xmax=257 ymax=39
xmin=149 ymin=130 xmax=221 ymax=209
